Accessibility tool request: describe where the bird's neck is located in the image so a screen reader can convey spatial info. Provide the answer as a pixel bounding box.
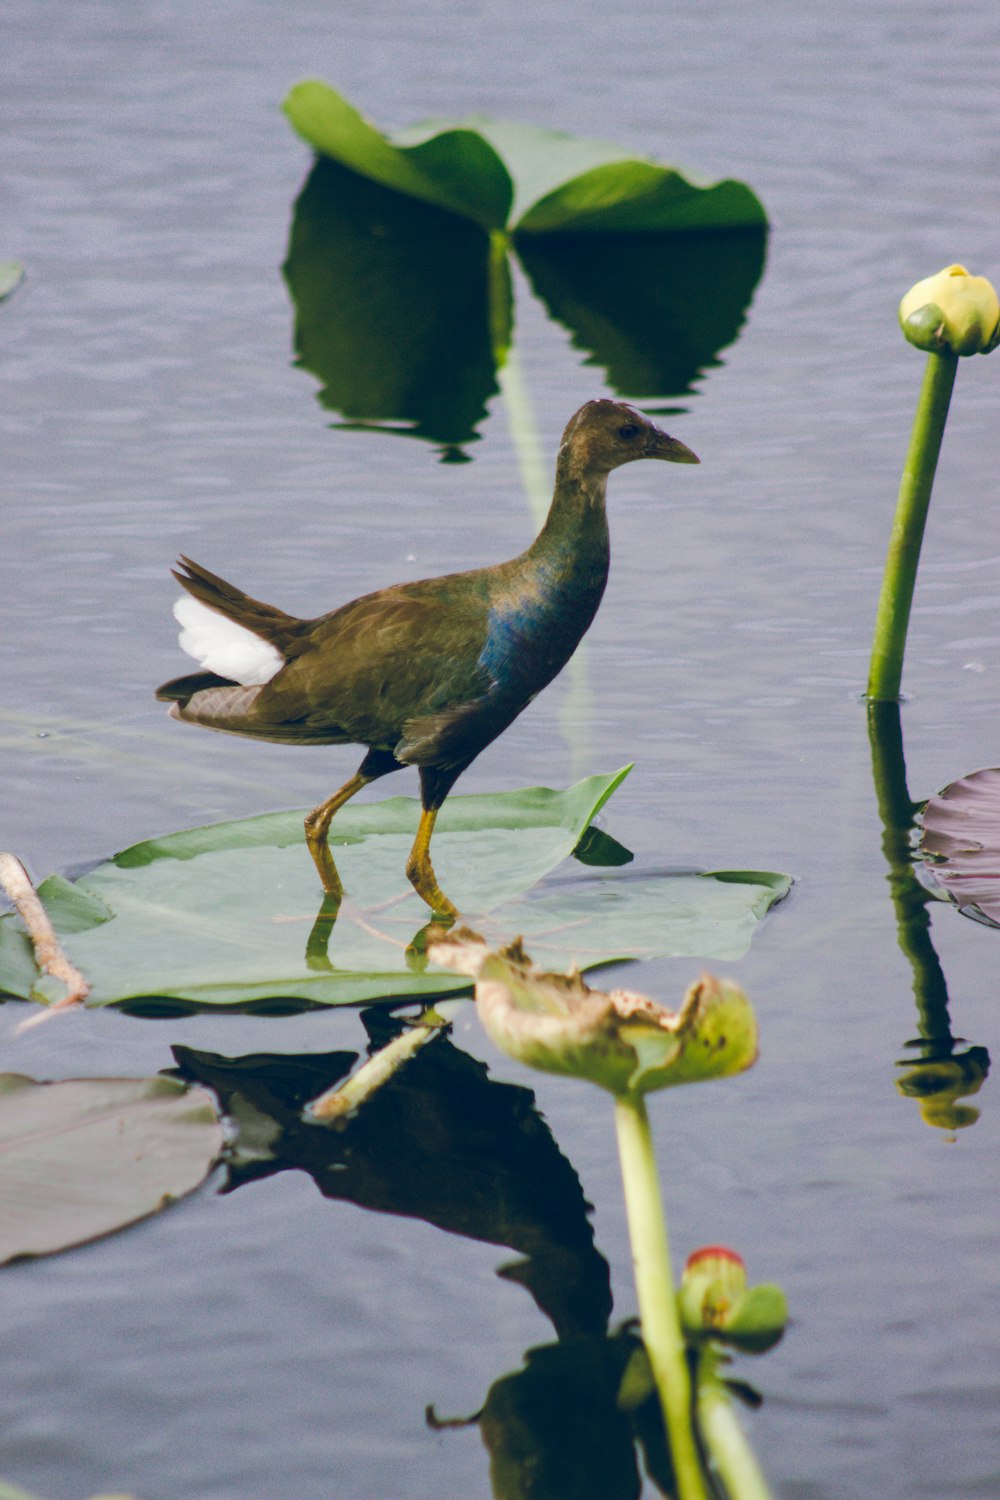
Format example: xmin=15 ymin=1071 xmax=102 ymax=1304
xmin=478 ymin=465 xmax=610 ymax=694
xmin=525 ymin=465 xmax=610 ymax=587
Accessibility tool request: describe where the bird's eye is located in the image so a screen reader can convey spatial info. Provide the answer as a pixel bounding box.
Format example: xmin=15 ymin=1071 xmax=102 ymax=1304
xmin=618 ymin=423 xmax=640 ymax=440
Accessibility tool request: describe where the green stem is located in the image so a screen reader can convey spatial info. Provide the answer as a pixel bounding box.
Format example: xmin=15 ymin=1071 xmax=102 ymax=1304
xmin=614 ymin=1094 xmax=709 ymax=1500
xmin=868 ymin=350 xmax=958 ymax=700
xmin=695 ymin=1349 xmax=773 ymax=1500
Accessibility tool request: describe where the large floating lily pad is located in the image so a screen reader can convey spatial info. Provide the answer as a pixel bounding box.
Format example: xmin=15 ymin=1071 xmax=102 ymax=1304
xmin=283 ymin=84 xmax=767 ymax=235
xmin=0 ymin=1074 xmax=222 ymax=1263
xmin=919 ymin=766 xmax=1000 ymax=926
xmin=0 ymin=772 xmax=789 ymax=1011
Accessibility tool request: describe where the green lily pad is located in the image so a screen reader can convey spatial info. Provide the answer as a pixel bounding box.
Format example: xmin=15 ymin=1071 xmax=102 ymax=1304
xmin=283 ymin=82 xmax=513 ymax=230
xmin=283 ymin=84 xmax=766 ymax=235
xmin=0 ymin=771 xmax=789 ymax=1011
xmin=512 ymin=868 xmax=789 ymax=971
xmin=0 ymin=1074 xmax=222 ymax=1264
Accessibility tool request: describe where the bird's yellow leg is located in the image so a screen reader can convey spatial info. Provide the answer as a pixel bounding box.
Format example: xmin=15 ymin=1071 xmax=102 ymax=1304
xmin=304 ymin=772 xmax=371 ymax=898
xmin=405 ymin=806 xmax=458 ymax=922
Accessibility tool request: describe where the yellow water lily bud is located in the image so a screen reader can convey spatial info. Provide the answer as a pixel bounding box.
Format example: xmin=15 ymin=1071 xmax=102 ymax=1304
xmin=899 ymin=264 xmax=1000 ymax=356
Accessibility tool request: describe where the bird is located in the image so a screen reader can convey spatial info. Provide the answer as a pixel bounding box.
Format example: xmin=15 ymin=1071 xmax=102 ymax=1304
xmin=156 ymin=399 xmax=698 ymax=920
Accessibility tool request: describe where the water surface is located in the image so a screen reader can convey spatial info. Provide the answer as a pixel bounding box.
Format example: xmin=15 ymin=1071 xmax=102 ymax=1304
xmin=4 ymin=2 xmax=1000 ymax=1497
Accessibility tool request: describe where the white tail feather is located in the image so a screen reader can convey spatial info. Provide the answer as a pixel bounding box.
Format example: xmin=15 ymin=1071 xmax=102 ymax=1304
xmin=174 ymin=596 xmax=285 ymax=686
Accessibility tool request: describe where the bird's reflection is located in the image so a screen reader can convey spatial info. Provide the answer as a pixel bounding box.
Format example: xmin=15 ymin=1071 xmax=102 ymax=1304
xmin=169 ymin=1030 xmax=695 ymax=1497
xmin=303 ymin=892 xmax=343 ymax=971
xmin=168 ymin=1011 xmax=777 ymax=1498
xmin=867 ymin=700 xmax=990 ymax=1128
xmin=301 ymin=820 xmax=635 ymax=972
xmin=304 ymin=892 xmax=454 ymax=974
xmin=171 ymin=1023 xmax=611 ymax=1340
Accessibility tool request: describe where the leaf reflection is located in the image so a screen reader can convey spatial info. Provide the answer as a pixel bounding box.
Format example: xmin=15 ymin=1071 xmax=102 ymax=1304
xmin=517 ymin=228 xmax=766 ymax=403
xmin=284 ymin=158 xmax=506 ymax=454
xmin=171 ymin=1026 xmax=612 ymax=1340
xmin=283 ymin=158 xmax=766 ymax=458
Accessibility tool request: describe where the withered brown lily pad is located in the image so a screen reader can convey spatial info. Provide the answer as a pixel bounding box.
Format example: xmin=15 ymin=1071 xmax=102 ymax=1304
xmin=429 ymin=930 xmax=757 ymax=1097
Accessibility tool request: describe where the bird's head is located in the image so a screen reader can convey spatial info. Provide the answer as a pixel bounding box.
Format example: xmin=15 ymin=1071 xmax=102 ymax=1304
xmin=558 ymin=399 xmax=699 ymax=479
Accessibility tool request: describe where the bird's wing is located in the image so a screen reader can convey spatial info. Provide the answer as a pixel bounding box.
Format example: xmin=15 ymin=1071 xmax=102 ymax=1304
xmin=250 ymin=582 xmax=495 ymax=747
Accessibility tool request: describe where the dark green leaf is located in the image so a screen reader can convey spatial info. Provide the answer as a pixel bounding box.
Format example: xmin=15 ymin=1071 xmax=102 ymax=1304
xmin=456 ymin=117 xmax=765 ymax=233
xmin=281 ymin=89 xmax=767 ymax=236
xmin=516 ymin=161 xmax=765 ymax=235
xmin=572 ymin=826 xmax=634 ymax=867
xmin=283 ymin=81 xmax=513 ymax=229
xmin=279 ymin=90 xmax=766 ymax=447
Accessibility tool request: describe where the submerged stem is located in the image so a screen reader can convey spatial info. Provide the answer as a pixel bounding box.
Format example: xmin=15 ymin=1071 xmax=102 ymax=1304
xmin=614 ymin=1094 xmax=709 ymax=1500
xmin=866 ymin=700 xmax=953 ymax=1044
xmin=868 ymin=350 xmax=958 ymax=700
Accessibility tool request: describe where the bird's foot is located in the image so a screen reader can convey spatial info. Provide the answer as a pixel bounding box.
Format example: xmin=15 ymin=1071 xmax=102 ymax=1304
xmin=405 ymin=849 xmax=458 ymax=924
xmin=415 ymin=885 xmax=458 ymax=924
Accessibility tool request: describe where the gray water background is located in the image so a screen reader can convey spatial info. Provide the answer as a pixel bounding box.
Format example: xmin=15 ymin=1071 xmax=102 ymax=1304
xmin=3 ymin=1 xmax=1000 ymax=1496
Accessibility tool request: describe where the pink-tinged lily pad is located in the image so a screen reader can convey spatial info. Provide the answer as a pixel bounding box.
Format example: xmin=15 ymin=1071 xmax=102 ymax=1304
xmin=918 ymin=766 xmax=1000 ymax=926
xmin=0 ymin=1074 xmax=223 ymax=1263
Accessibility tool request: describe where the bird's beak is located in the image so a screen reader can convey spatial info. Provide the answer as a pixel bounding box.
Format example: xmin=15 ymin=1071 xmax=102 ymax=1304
xmin=648 ymin=429 xmax=700 ymax=464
